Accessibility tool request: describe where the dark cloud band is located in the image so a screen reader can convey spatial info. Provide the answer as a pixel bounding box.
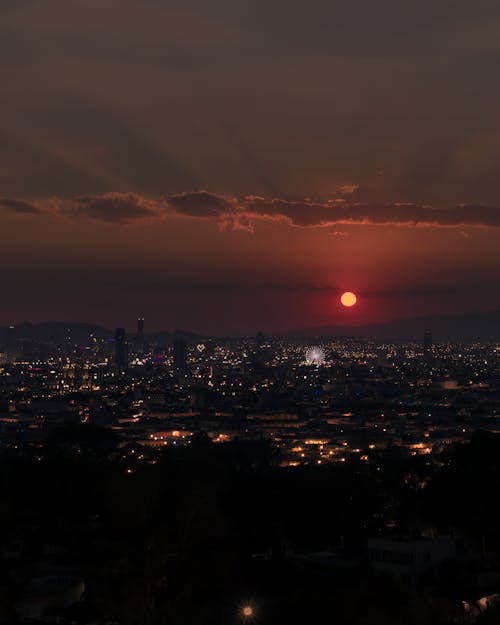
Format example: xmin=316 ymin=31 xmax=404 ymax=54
xmin=0 ymin=198 xmax=39 ymax=214
xmin=1 ymin=191 xmax=500 ymax=229
xmin=163 ymin=192 xmax=500 ymax=230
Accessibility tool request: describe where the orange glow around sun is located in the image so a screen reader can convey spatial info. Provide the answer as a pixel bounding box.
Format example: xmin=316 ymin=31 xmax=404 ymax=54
xmin=340 ymin=291 xmax=357 ymax=307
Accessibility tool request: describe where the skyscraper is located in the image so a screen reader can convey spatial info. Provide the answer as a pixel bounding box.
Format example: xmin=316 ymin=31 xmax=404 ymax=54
xmin=5 ymin=325 xmax=15 ymax=362
xmin=173 ymin=337 xmax=187 ymax=371
xmin=136 ymin=317 xmax=145 ymax=354
xmin=115 ymin=328 xmax=127 ymax=371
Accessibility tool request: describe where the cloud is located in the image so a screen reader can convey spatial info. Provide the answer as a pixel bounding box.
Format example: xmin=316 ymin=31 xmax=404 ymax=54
xmin=337 ymin=184 xmax=359 ymax=195
xmin=2 ymin=191 xmax=500 ymax=230
xmin=3 ymin=0 xmax=500 ymax=207
xmin=0 ymin=198 xmax=39 ymax=214
xmin=164 ymin=192 xmax=500 ymax=230
xmin=64 ymin=193 xmax=162 ymax=224
xmin=164 ymin=191 xmax=234 ymax=218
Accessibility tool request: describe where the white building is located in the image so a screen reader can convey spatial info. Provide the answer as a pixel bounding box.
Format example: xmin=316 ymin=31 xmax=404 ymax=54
xmin=368 ymin=535 xmax=459 ymax=583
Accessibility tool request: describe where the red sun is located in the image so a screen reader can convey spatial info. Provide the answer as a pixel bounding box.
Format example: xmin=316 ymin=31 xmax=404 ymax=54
xmin=340 ymin=291 xmax=357 ymax=307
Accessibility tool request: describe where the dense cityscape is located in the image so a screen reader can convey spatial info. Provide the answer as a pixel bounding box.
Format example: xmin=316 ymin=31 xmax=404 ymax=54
xmin=3 ymin=0 xmax=500 ymax=623
xmin=1 ymin=320 xmax=500 ymax=623
xmin=1 ymin=321 xmax=499 ymax=469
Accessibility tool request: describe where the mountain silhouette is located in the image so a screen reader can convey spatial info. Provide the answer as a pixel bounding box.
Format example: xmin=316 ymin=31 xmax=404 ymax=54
xmin=289 ymin=310 xmax=500 ymax=341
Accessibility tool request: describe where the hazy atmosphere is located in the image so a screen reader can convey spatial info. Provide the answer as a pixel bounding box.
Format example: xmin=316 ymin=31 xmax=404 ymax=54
xmin=1 ymin=0 xmax=500 ymax=332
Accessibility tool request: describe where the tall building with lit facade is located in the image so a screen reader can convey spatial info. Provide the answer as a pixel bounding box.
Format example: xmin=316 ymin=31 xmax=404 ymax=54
xmin=6 ymin=325 xmax=15 ymax=362
xmin=136 ymin=317 xmax=145 ymax=354
xmin=173 ymin=337 xmax=187 ymax=370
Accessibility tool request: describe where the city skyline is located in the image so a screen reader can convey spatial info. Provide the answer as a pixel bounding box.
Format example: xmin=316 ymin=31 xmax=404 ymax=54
xmin=3 ymin=309 xmax=500 ymax=342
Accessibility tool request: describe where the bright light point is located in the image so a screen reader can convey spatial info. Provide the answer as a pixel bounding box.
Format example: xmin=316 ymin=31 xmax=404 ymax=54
xmin=242 ymin=606 xmax=254 ymax=618
xmin=340 ymin=291 xmax=357 ymax=307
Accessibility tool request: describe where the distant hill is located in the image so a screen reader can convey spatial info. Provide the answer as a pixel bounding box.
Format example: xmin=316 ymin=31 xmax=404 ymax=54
xmin=0 ymin=322 xmax=112 ymax=344
xmin=290 ymin=310 xmax=500 ymax=341
xmin=1 ymin=311 xmax=499 ymax=344
xmin=0 ymin=322 xmax=204 ymax=345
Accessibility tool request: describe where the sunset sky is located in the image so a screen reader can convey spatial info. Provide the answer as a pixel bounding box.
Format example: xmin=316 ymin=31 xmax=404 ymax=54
xmin=1 ymin=0 xmax=500 ymax=334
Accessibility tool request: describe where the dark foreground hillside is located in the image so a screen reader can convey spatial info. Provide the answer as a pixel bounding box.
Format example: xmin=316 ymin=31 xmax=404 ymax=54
xmin=2 ymin=426 xmax=500 ymax=624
